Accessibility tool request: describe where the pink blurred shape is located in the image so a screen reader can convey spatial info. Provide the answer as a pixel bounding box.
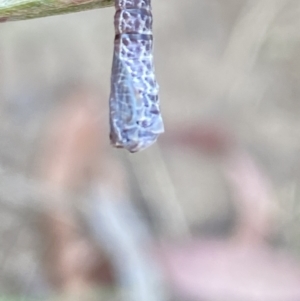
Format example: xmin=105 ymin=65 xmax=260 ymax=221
xmin=157 ymin=121 xmax=300 ymax=301
xmin=159 ymin=240 xmax=300 ymax=301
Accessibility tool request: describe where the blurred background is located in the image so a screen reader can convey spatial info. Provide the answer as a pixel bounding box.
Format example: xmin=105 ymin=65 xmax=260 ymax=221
xmin=1 ymin=0 xmax=300 ymax=300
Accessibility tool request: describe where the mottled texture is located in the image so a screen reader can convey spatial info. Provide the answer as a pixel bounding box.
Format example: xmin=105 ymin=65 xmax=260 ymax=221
xmin=109 ymin=0 xmax=164 ymax=153
xmin=0 ymin=0 xmax=113 ymax=21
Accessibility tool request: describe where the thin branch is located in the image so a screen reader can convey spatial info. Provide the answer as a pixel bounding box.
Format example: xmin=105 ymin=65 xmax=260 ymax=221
xmin=0 ymin=0 xmax=113 ymax=22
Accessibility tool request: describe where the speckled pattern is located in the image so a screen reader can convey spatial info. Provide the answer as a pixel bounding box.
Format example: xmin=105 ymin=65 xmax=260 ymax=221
xmin=109 ymin=0 xmax=164 ymax=153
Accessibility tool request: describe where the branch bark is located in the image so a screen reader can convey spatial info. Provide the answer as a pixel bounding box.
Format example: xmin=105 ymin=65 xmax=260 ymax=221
xmin=0 ymin=0 xmax=113 ymax=22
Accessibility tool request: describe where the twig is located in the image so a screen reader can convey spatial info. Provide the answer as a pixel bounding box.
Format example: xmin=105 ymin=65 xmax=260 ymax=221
xmin=0 ymin=0 xmax=113 ymax=22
